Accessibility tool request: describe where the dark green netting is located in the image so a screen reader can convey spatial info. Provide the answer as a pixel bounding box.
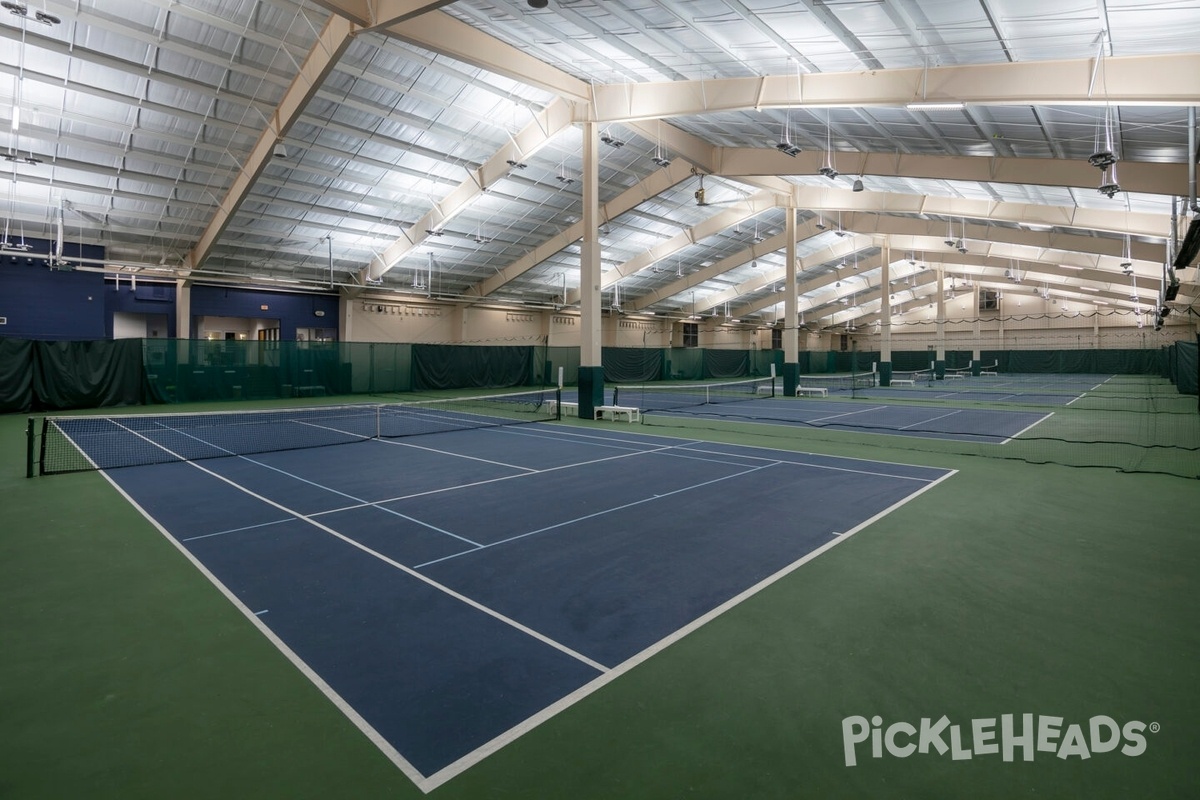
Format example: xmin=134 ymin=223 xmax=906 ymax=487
xmin=143 ymin=340 xmax=351 ymax=402
xmin=666 ymin=348 xmax=703 ymax=380
xmin=748 ymin=350 xmax=776 ymax=377
xmin=545 ymin=346 xmax=580 ymax=387
xmin=1174 ymin=340 xmax=1197 ymax=395
xmin=350 ymin=342 xmax=412 ymax=394
xmin=32 ymin=339 xmax=143 ymax=410
xmin=603 ymin=347 xmax=663 ymax=383
xmin=412 ymin=344 xmax=534 ymax=390
xmin=0 ymin=338 xmax=34 ymax=413
xmin=702 ymin=349 xmax=749 ymax=379
xmin=891 ymin=350 xmax=935 ymax=371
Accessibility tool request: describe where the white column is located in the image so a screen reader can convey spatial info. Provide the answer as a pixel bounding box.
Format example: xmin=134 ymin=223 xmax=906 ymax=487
xmin=935 ymin=265 xmax=946 ymax=375
xmin=880 ymin=241 xmax=891 ymax=362
xmin=175 ymin=279 xmax=192 ymax=339
xmin=580 ymin=122 xmax=602 ymax=368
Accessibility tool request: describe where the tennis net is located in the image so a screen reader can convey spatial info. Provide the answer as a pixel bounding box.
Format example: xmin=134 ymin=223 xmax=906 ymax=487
xmin=613 ymin=377 xmax=774 ymax=413
xmin=794 ymin=372 xmax=877 ymax=393
xmin=890 ymin=368 xmax=934 ymax=385
xmin=35 ymin=389 xmax=558 ymax=475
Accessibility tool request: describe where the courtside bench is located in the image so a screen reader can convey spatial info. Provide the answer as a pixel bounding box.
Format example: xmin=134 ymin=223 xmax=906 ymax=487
xmin=596 ymin=404 xmax=639 ymax=422
xmin=546 ymin=400 xmax=578 ymax=417
xmin=795 ymin=386 xmax=828 ymax=397
xmin=890 ymin=378 xmax=915 ymax=386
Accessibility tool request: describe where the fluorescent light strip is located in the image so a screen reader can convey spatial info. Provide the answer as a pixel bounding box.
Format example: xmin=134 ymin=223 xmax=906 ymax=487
xmin=906 ymin=102 xmax=965 ymax=111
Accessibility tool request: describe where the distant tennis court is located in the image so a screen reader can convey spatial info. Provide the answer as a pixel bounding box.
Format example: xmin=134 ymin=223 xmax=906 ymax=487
xmin=615 ymin=376 xmax=1053 ymax=443
xmin=36 ymin=397 xmax=952 ymax=790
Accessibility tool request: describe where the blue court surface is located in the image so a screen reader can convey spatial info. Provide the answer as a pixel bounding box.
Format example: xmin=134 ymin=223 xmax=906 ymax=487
xmin=856 ymin=373 xmax=1118 ymax=406
xmin=93 ymin=421 xmax=953 ymax=790
xmin=648 ymin=395 xmax=1052 ymax=443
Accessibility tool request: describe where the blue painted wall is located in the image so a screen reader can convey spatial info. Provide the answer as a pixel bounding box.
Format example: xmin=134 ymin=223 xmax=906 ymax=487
xmin=190 ymin=285 xmax=339 ymax=340
xmin=0 ymin=258 xmax=107 ymax=340
xmin=1 ymin=235 xmax=339 ymax=340
xmin=106 ymin=279 xmax=177 ymax=337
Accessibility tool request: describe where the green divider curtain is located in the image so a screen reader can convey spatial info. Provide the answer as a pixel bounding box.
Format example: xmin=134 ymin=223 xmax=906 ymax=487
xmin=0 ymin=337 xmax=34 ymax=412
xmin=32 ymin=339 xmax=143 ymax=410
xmin=667 ymin=347 xmax=703 ymax=380
xmin=545 ymin=346 xmax=580 ymax=387
xmin=412 ymin=343 xmax=533 ymax=390
xmin=702 ymin=349 xmax=749 ymax=379
xmin=602 ymin=347 xmax=664 ymax=383
xmin=1174 ymin=340 xmax=1197 ymax=395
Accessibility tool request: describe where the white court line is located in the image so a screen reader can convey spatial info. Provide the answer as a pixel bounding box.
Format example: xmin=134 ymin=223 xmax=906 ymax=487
xmin=677 ymin=445 xmax=939 ymax=482
xmin=372 ymin=436 xmax=538 ymax=473
xmin=181 ymin=517 xmax=295 ymax=542
xmin=1066 ymin=394 xmax=1085 ymax=406
xmin=1000 ymin=412 xmax=1055 ymax=445
xmin=806 ymin=405 xmax=889 ymax=424
xmin=156 ymin=423 xmax=481 ymax=548
xmin=898 ymin=409 xmax=963 ymax=431
xmin=507 ymin=420 xmax=949 ymax=477
xmin=106 ymin=419 xmax=608 ymax=677
xmin=488 ymin=423 xmax=702 ymax=452
xmin=414 ymin=461 xmax=781 ymax=570
xmin=419 ymin=466 xmax=960 ymax=792
xmin=342 ymin=439 xmax=708 ymax=510
xmin=95 ymin=472 xmax=431 ymax=790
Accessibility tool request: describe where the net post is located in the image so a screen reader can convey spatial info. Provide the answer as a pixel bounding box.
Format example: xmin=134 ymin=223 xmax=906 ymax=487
xmin=850 ymin=340 xmax=859 ymax=399
xmin=38 ymin=417 xmax=49 ymax=476
xmin=25 ymin=417 xmax=35 ymax=479
xmin=555 ymin=387 xmax=562 ymax=420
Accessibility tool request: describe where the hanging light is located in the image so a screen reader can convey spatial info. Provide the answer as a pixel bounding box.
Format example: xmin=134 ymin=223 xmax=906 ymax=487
xmin=818 ymin=111 xmax=838 ymax=179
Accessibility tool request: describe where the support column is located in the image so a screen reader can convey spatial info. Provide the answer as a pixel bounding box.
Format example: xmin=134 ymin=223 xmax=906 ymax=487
xmin=175 ymin=279 xmax=192 ymax=339
xmin=878 ymin=241 xmax=893 ymax=386
xmin=971 ymin=282 xmax=981 ymax=374
xmin=934 ymin=265 xmax=946 ymax=379
xmin=782 ymin=207 xmax=799 ymax=396
xmin=338 ymin=290 xmax=355 ymax=343
xmin=578 ymin=121 xmax=604 ymax=419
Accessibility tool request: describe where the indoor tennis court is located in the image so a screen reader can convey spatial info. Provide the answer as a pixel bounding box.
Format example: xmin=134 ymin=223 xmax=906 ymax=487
xmin=43 ymin=402 xmax=950 ymax=788
xmin=3 ymin=2 xmax=1200 ymax=799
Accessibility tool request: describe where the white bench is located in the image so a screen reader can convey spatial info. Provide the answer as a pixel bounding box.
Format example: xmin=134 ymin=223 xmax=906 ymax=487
xmin=756 ymin=384 xmax=775 ymax=396
xmin=545 ymin=400 xmax=578 ymax=417
xmin=945 ymin=373 xmax=966 ymax=379
xmin=980 ymin=370 xmax=997 ymax=376
xmin=596 ymin=404 xmax=640 ymax=422
xmin=795 ymin=386 xmax=829 ymax=397
xmin=890 ymin=379 xmax=915 ymax=386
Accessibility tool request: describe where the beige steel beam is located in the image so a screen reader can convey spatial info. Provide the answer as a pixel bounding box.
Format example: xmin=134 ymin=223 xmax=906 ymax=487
xmin=589 ymin=54 xmax=1200 ymax=123
xmin=714 ymin=148 xmax=1185 ymax=198
xmin=309 ymin=0 xmax=452 ymax=29
xmin=364 ymin=98 xmax=575 ymax=282
xmin=386 ymin=11 xmax=591 ymax=104
xmin=463 ymin=160 xmax=695 ymax=298
xmin=187 ymin=15 xmax=358 ymax=271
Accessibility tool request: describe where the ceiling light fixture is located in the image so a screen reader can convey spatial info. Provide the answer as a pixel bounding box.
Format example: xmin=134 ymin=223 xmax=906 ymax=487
xmin=819 ymin=110 xmax=838 ymax=179
xmin=600 ymin=130 xmax=625 ymax=148
xmin=906 ymin=102 xmax=965 ymax=111
xmin=272 ymin=142 xmax=288 ymax=159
